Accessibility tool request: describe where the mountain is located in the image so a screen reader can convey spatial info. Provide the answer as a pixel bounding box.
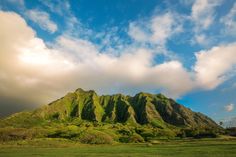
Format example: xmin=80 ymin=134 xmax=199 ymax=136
xmin=1 ymin=88 xmax=219 ymax=128
xmin=0 ymin=88 xmax=222 ymax=143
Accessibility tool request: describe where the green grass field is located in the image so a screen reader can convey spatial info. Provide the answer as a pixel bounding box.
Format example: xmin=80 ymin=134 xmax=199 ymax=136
xmin=0 ymin=138 xmax=236 ymax=157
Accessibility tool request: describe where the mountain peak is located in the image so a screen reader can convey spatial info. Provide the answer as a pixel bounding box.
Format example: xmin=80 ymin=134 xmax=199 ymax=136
xmin=75 ymin=88 xmax=96 ymax=94
xmin=75 ymin=88 xmax=85 ymax=93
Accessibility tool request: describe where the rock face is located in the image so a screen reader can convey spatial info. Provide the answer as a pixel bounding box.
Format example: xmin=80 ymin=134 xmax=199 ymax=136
xmin=33 ymin=88 xmax=219 ymax=129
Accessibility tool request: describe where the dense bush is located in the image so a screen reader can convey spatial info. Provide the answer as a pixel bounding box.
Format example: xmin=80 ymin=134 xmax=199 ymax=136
xmin=80 ymin=130 xmax=113 ymax=144
xmin=194 ymin=132 xmax=217 ymax=138
xmin=47 ymin=125 xmax=80 ymax=139
xmin=49 ymin=112 xmax=60 ymax=120
xmin=184 ymin=128 xmax=200 ymax=137
xmin=226 ymin=127 xmax=236 ymax=136
xmin=181 ymin=128 xmax=218 ymax=138
xmin=135 ymin=128 xmax=175 ymax=140
xmin=136 ymin=128 xmax=154 ymax=141
xmin=119 ymin=133 xmax=144 ymax=143
xmin=154 ymin=128 xmax=176 ymax=138
xmin=101 ymin=129 xmax=119 ymax=141
xmin=117 ymin=127 xmax=133 ymax=136
xmin=176 ymin=129 xmax=186 ymax=138
xmin=0 ymin=128 xmax=45 ymax=141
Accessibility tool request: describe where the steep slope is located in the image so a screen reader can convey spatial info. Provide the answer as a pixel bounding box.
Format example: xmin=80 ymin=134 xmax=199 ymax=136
xmin=30 ymin=88 xmax=219 ymax=129
xmin=0 ymin=88 xmax=224 ymax=143
xmin=35 ymin=89 xmax=105 ymax=121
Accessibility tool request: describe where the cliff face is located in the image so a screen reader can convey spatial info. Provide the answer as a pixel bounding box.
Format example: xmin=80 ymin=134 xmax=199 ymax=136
xmin=33 ymin=88 xmax=219 ymax=129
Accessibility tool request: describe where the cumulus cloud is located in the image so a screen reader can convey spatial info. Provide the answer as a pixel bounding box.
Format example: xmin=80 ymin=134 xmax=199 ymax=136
xmin=0 ymin=11 xmax=73 ymax=108
xmin=225 ymin=104 xmax=234 ymax=112
xmin=194 ymin=43 xmax=236 ymax=89
xmin=1 ymin=10 xmax=236 ymax=117
xmin=0 ymin=11 xmax=195 ymax=117
xmin=26 ymin=9 xmax=58 ymax=33
xmin=150 ymin=13 xmax=182 ymax=45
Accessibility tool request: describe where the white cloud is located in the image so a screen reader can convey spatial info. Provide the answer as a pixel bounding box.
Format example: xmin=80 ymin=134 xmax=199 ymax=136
xmin=150 ymin=13 xmax=182 ymax=45
xmin=40 ymin=0 xmax=70 ymax=16
xmin=194 ymin=34 xmax=208 ymax=45
xmin=220 ymin=2 xmax=236 ymax=36
xmin=127 ymin=12 xmax=183 ymax=60
xmin=128 ymin=22 xmax=149 ymax=42
xmin=1 ymin=10 xmax=236 ymax=112
xmin=92 ymin=26 xmax=126 ymax=56
xmin=191 ymin=0 xmax=222 ymax=30
xmin=39 ymin=0 xmax=82 ymax=37
xmin=128 ymin=12 xmax=183 ymax=46
xmin=148 ymin=61 xmax=194 ymax=98
xmin=0 ymin=11 xmax=73 ymax=104
xmin=194 ymin=43 xmax=236 ymax=89
xmin=0 ymin=10 xmax=195 ymax=110
xmin=54 ymin=35 xmax=98 ymax=61
xmin=225 ymin=104 xmax=234 ymax=112
xmin=191 ymin=0 xmax=222 ymax=45
xmin=26 ymin=9 xmax=58 ymax=33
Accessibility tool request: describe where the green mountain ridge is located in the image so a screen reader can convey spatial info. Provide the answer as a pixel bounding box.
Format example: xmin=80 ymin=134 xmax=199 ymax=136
xmin=0 ymin=88 xmax=222 ymax=143
xmin=27 ymin=88 xmax=219 ymax=128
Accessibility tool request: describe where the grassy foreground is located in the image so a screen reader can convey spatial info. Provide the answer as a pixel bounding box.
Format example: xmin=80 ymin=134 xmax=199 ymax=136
xmin=0 ymin=138 xmax=236 ymax=157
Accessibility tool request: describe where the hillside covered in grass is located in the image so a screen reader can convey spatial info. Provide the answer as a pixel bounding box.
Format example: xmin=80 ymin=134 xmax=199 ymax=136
xmin=0 ymin=88 xmax=223 ymax=144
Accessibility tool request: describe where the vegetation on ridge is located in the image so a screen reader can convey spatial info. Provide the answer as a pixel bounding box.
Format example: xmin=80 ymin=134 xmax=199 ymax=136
xmin=0 ymin=88 xmax=224 ymax=144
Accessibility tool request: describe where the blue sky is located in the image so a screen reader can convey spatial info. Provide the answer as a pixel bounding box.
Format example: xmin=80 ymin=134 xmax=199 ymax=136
xmin=0 ymin=0 xmax=236 ymax=123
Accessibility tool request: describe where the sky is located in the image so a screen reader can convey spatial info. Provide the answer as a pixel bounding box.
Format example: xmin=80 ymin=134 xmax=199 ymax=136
xmin=0 ymin=0 xmax=236 ymax=124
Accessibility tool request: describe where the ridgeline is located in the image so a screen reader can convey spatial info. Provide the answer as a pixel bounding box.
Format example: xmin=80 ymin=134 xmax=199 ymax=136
xmin=0 ymin=88 xmax=222 ymax=144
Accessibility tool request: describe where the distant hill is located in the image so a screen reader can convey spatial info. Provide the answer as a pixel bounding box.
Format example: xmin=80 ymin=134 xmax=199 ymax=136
xmin=0 ymin=88 xmax=222 ymax=143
